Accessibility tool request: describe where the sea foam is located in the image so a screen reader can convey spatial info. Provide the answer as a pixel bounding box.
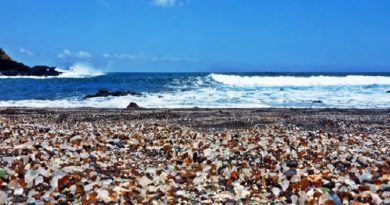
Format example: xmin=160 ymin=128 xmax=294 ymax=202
xmin=210 ymin=74 xmax=390 ymax=87
xmin=1 ymin=85 xmax=389 ymax=109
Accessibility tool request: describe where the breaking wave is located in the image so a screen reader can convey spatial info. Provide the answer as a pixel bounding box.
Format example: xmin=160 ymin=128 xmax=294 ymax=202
xmin=209 ymin=74 xmax=390 ymax=87
xmin=57 ymin=63 xmax=104 ymax=78
xmin=0 ymin=89 xmax=270 ymax=108
xmin=1 ymin=85 xmax=389 ymax=109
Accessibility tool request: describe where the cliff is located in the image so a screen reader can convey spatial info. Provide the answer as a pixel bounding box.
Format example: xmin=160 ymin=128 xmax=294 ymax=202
xmin=0 ymin=48 xmax=12 ymax=61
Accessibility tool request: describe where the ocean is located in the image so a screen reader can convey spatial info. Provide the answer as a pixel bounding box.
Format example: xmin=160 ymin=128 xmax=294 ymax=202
xmin=1 ymin=66 xmax=390 ymax=108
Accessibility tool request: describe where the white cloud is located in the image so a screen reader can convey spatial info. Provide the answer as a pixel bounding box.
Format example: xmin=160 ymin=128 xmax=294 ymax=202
xmin=103 ymin=52 xmax=146 ymax=61
xmin=103 ymin=53 xmax=111 ymax=58
xmin=57 ymin=49 xmax=71 ymax=58
xmin=152 ymin=0 xmax=176 ymax=7
xmin=58 ymin=49 xmax=92 ymax=59
xmin=19 ymin=48 xmax=34 ymax=56
xmin=102 ymin=52 xmax=197 ymax=63
xmin=75 ymin=51 xmax=92 ymax=58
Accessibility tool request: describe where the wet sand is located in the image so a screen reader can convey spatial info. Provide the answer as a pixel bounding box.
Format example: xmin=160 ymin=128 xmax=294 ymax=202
xmin=1 ymin=107 xmax=389 ymax=131
xmin=0 ymin=108 xmax=389 ymax=204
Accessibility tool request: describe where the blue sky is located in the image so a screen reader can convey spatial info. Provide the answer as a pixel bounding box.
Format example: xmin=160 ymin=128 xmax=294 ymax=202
xmin=1 ymin=0 xmax=389 ymax=72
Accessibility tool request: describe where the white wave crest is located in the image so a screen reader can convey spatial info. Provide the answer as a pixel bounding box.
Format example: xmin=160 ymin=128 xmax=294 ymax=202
xmin=210 ymin=74 xmax=390 ymax=87
xmin=57 ymin=63 xmax=104 ymax=78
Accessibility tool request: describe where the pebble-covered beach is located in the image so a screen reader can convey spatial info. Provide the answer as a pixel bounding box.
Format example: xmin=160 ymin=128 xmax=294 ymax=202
xmin=0 ymin=108 xmax=389 ymax=204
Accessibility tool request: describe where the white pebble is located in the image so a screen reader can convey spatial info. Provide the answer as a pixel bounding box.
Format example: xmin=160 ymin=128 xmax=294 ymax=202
xmin=14 ymin=188 xmax=24 ymax=195
xmin=0 ymin=191 xmax=8 ymax=203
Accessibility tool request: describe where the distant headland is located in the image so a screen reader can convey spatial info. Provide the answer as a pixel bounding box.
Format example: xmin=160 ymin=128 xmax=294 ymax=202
xmin=0 ymin=48 xmax=61 ymax=76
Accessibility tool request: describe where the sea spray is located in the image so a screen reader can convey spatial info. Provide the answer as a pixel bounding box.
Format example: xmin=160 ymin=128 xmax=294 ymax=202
xmin=57 ymin=63 xmax=104 ymax=78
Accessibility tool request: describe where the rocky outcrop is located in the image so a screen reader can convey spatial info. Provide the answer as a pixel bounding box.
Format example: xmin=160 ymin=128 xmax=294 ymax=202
xmin=127 ymin=102 xmax=140 ymax=109
xmin=0 ymin=49 xmax=12 ymax=61
xmin=84 ymin=89 xmax=143 ymax=99
xmin=312 ymin=100 xmax=323 ymax=103
xmin=0 ymin=48 xmax=61 ymax=76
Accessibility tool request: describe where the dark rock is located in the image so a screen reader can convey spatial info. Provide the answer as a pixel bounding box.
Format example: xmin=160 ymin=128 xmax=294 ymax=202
xmin=113 ymin=141 xmax=125 ymax=149
xmin=33 ymin=144 xmax=42 ymax=149
xmin=356 ymin=159 xmax=368 ymax=168
xmin=286 ymin=192 xmax=293 ymax=203
xmin=382 ymin=185 xmax=390 ymax=192
xmin=0 ymin=48 xmax=61 ymax=76
xmin=286 ymin=160 xmax=298 ymax=168
xmin=323 ymin=180 xmax=335 ymax=189
xmin=387 ymin=90 xmax=390 ymax=93
xmin=217 ymin=165 xmax=226 ymax=175
xmin=30 ymin=66 xmax=61 ymax=76
xmin=312 ymin=100 xmax=323 ymax=103
xmin=127 ymin=102 xmax=140 ymax=109
xmin=192 ymin=152 xmax=198 ymax=162
xmin=283 ymin=169 xmax=297 ymax=179
xmin=84 ymin=89 xmax=143 ymax=99
xmin=176 ymin=160 xmax=183 ymax=165
xmin=38 ymin=127 xmax=50 ymax=133
xmin=0 ymin=59 xmax=30 ymax=75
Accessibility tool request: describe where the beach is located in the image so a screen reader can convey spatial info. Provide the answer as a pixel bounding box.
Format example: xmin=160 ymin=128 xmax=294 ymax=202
xmin=0 ymin=108 xmax=389 ymax=204
xmin=2 ymin=0 xmax=390 ymax=204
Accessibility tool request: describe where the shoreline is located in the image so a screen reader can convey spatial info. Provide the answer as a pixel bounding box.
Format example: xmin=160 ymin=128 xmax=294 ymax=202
xmin=0 ymin=107 xmax=389 ymax=204
xmin=1 ymin=107 xmax=389 ymax=131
